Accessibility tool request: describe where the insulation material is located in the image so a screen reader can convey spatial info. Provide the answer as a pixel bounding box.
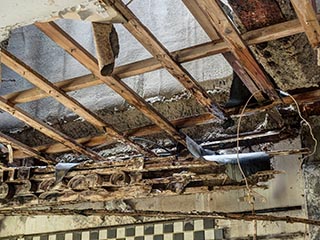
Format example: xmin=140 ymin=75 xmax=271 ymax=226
xmin=92 ymin=22 xmax=119 ymax=76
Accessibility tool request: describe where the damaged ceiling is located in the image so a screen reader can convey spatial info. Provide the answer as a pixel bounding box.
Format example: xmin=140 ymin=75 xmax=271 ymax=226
xmin=0 ymin=0 xmax=320 ymax=227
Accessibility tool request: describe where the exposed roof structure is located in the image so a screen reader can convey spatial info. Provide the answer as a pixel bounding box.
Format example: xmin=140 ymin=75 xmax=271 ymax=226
xmin=0 ymin=1 xmax=320 ymax=231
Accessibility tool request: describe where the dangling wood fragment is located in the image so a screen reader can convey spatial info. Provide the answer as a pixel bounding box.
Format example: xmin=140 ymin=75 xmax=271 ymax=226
xmin=92 ymin=22 xmax=119 ymax=76
xmin=7 ymin=144 xmax=13 ymax=164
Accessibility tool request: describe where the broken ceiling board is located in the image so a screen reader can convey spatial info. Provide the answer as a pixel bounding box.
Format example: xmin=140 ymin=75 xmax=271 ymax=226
xmin=197 ymin=0 xmax=279 ymax=101
xmin=0 ymin=49 xmax=152 ymax=156
xmin=35 ymin=21 xmax=187 ymax=146
xmin=105 ymin=0 xmax=227 ymax=120
xmin=290 ymin=0 xmax=320 ymax=48
xmin=0 ymin=96 xmax=106 ymax=162
xmin=2 ymin=17 xmax=311 ymax=106
xmin=183 ymin=0 xmax=265 ymax=102
xmin=0 ymin=132 xmax=53 ymax=165
xmin=0 ymin=0 xmax=124 ymax=42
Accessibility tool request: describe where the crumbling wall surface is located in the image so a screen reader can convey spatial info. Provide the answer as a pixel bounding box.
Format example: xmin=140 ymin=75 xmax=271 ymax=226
xmin=229 ymin=0 xmax=320 ymax=91
xmin=302 ymin=116 xmax=320 ymax=240
xmin=0 ymin=0 xmax=232 ymax=131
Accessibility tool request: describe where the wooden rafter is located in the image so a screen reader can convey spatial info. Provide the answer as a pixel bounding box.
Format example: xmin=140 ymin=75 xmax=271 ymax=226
xmin=0 ymin=132 xmax=53 ymax=165
xmin=0 ymin=49 xmax=152 ymax=156
xmin=196 ymin=0 xmax=279 ymax=100
xmin=183 ymin=0 xmax=265 ymax=102
xmin=35 ymin=21 xmax=187 ymax=146
xmin=13 ymin=113 xmax=214 ymax=158
xmin=3 ymin=17 xmax=312 ymax=105
xmin=12 ymin=87 xmax=320 ymax=159
xmin=0 ymin=96 xmax=106 ymax=162
xmin=290 ymin=0 xmax=320 ymax=48
xmin=104 ymin=0 xmax=227 ymax=120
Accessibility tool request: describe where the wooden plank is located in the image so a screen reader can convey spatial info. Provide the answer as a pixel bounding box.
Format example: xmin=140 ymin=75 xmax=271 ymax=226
xmin=183 ymin=0 xmax=265 ymax=102
xmin=105 ymin=0 xmax=227 ymax=120
xmin=0 ymin=96 xmax=106 ymax=162
xmin=291 ymin=0 xmax=320 ymax=48
xmin=13 ymin=113 xmax=214 ymax=158
xmin=12 ymin=85 xmax=320 ymax=159
xmin=0 ymin=132 xmax=53 ymax=165
xmin=3 ymin=17 xmax=310 ymax=105
xmin=0 ymin=49 xmax=152 ymax=156
xmin=182 ymin=0 xmax=220 ymax=40
xmin=35 ymin=21 xmax=187 ymax=146
xmin=197 ymin=0 xmax=279 ymax=100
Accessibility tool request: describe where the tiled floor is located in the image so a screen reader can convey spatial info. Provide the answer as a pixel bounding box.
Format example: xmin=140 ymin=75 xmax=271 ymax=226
xmin=6 ymin=219 xmax=225 ymax=240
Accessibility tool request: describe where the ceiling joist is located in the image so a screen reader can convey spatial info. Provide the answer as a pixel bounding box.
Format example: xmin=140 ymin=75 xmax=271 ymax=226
xmin=0 ymin=132 xmax=53 ymax=165
xmin=11 ymin=86 xmax=320 ymax=159
xmin=183 ymin=0 xmax=265 ymax=102
xmin=290 ymin=0 xmax=320 ymax=49
xmin=0 ymin=96 xmax=106 ymax=162
xmin=2 ymin=17 xmax=313 ymax=106
xmin=197 ymin=0 xmax=279 ymax=100
xmin=106 ymin=0 xmax=227 ymax=120
xmin=35 ymin=21 xmax=187 ymax=146
xmin=0 ymin=49 xmax=153 ymax=156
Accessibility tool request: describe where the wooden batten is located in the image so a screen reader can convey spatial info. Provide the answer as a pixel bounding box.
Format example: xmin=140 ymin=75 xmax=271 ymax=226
xmin=291 ymin=0 xmax=320 ymax=49
xmin=183 ymin=0 xmax=265 ymax=102
xmin=35 ymin=21 xmax=187 ymax=146
xmin=0 ymin=49 xmax=153 ymax=156
xmin=0 ymin=132 xmax=53 ymax=165
xmin=0 ymin=96 xmax=106 ymax=162
xmin=12 ymin=85 xmax=320 ymax=159
xmin=105 ymin=0 xmax=227 ymax=120
xmin=2 ymin=17 xmax=312 ymax=106
xmin=196 ymin=0 xmax=279 ymax=101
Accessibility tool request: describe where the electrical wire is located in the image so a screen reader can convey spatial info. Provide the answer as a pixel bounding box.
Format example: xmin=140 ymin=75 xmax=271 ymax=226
xmin=278 ymin=90 xmax=318 ymax=163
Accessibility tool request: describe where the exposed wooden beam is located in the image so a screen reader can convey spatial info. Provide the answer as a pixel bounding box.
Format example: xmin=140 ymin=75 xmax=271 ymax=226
xmin=105 ymin=0 xmax=227 ymax=120
xmin=3 ymin=17 xmax=312 ymax=105
xmin=35 ymin=21 xmax=187 ymax=146
xmin=12 ymin=86 xmax=320 ymax=159
xmin=183 ymin=0 xmax=265 ymax=102
xmin=0 ymin=49 xmax=152 ymax=156
xmin=13 ymin=113 xmax=214 ymax=158
xmin=178 ymin=0 xmax=221 ymax=41
xmin=0 ymin=96 xmax=106 ymax=162
xmin=197 ymin=0 xmax=279 ymax=100
xmin=0 ymin=132 xmax=53 ymax=165
xmin=290 ymin=0 xmax=320 ymax=48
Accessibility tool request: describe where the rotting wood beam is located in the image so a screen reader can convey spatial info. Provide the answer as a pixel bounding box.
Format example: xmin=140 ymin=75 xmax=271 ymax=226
xmin=11 ymin=85 xmax=320 ymax=159
xmin=35 ymin=21 xmax=187 ymax=146
xmin=182 ymin=0 xmax=265 ymax=102
xmin=13 ymin=113 xmax=214 ymax=158
xmin=0 ymin=96 xmax=106 ymax=162
xmin=0 ymin=49 xmax=153 ymax=156
xmin=0 ymin=132 xmax=53 ymax=165
xmin=3 ymin=17 xmax=314 ymax=105
xmin=105 ymin=0 xmax=227 ymax=120
xmin=197 ymin=0 xmax=279 ymax=100
xmin=290 ymin=0 xmax=320 ymax=49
